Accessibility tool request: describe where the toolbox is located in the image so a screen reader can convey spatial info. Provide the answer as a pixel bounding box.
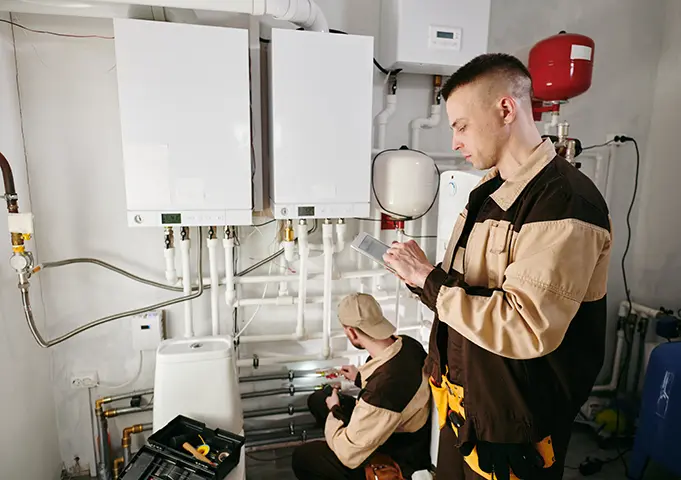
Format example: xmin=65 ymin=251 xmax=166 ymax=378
xmin=120 ymin=415 xmax=245 ymax=480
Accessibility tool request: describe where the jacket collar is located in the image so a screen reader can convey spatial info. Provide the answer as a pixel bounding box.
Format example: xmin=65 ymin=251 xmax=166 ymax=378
xmin=358 ymin=336 xmax=402 ymax=384
xmin=483 ymin=139 xmax=556 ymax=211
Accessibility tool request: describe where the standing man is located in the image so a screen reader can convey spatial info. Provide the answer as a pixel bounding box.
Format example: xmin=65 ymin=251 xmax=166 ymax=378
xmin=384 ymin=53 xmax=612 ymax=479
xmin=292 ymin=293 xmax=431 ymax=479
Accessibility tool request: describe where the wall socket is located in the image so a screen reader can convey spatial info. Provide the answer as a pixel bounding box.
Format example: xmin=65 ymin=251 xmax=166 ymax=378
xmin=71 ymin=371 xmax=99 ymax=389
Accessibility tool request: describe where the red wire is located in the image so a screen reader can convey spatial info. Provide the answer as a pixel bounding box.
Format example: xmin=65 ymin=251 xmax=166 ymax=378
xmin=0 ymin=18 xmax=113 ymax=39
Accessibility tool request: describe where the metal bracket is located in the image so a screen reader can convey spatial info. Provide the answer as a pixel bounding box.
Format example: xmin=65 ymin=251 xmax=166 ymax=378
xmin=2 ymin=193 xmax=18 ymax=201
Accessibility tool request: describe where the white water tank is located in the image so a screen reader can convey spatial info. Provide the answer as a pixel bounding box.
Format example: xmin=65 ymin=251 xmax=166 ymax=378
xmin=373 ymin=147 xmax=439 ymax=219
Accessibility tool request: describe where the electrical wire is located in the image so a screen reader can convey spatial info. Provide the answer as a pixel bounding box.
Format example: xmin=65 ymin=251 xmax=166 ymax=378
xmin=582 ymin=139 xmax=616 ymax=151
xmin=253 ymin=219 xmax=276 ymax=227
xmin=0 ymin=18 xmax=113 ymax=39
xmin=97 ymin=351 xmax=145 ymax=390
xmin=402 ymin=232 xmax=437 ymax=239
xmin=613 ymin=137 xmax=640 ymax=476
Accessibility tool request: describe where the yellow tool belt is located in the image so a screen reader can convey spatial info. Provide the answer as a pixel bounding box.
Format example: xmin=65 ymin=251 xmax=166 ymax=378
xmin=430 ymin=375 xmax=556 ymax=479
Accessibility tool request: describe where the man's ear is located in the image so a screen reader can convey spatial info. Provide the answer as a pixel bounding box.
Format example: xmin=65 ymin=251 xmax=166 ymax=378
xmin=498 ymin=96 xmax=517 ymax=125
xmin=347 ymin=327 xmax=359 ymax=341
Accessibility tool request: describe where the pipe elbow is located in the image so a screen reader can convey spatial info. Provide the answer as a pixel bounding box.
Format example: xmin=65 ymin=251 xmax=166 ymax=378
xmin=273 ymin=0 xmax=329 ymax=32
xmin=376 ymin=95 xmax=398 ymax=124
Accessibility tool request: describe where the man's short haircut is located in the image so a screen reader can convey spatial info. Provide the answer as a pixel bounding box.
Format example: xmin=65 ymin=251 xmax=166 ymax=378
xmin=441 ymin=53 xmax=533 ymax=102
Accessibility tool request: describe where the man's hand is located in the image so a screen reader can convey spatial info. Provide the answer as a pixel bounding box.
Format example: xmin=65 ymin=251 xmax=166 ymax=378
xmin=339 ymin=365 xmax=359 ymax=383
xmin=383 ymin=240 xmax=434 ymax=289
xmin=325 ymin=387 xmax=341 ymax=410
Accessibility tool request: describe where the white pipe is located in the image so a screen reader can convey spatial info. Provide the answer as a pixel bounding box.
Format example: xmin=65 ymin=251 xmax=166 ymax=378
xmin=235 ymin=293 xmax=394 ymax=308
xmin=394 ymin=229 xmax=404 ymax=330
xmin=224 ymin=236 xmax=236 ymax=308
xmin=335 ymin=220 xmax=347 ymax=253
xmin=296 ymin=222 xmax=309 ymax=339
xmin=164 ymin=247 xmax=177 ymax=284
xmin=180 ymin=237 xmax=193 ymax=338
xmin=278 ymin=256 xmax=289 ymax=297
xmin=592 ymin=329 xmax=626 ymax=392
xmin=28 ymin=0 xmax=330 ymax=31
xmin=620 ymin=300 xmax=660 ymax=319
xmin=283 ymin=240 xmax=295 ymax=263
xmin=376 ymin=94 xmax=397 ymax=151
xmin=371 ymin=209 xmax=383 ymax=293
xmin=410 ymin=104 xmax=442 ymax=151
xmin=238 ymin=323 xmax=418 ymax=345
xmin=239 ymin=333 xmax=298 ymax=344
xmin=176 ymin=268 xmax=389 ymax=287
xmin=322 ymin=222 xmax=334 ymax=358
xmin=207 ymin=237 xmax=220 ymax=336
xmin=604 ymin=147 xmax=617 ymax=207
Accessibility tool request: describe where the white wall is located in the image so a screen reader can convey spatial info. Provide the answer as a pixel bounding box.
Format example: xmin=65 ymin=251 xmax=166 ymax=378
xmin=0 ymin=13 xmax=61 ymax=479
xmin=632 ymin=0 xmax=681 ymax=310
xmin=2 ymin=0 xmax=670 ymax=470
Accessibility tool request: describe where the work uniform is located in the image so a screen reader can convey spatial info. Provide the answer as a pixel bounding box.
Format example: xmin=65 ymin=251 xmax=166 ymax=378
xmin=292 ymin=335 xmax=431 ymax=479
xmin=411 ymin=140 xmax=612 ymax=479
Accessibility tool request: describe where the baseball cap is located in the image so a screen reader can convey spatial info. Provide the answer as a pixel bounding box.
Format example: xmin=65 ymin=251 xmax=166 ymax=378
xmin=337 ymin=293 xmax=396 ymax=340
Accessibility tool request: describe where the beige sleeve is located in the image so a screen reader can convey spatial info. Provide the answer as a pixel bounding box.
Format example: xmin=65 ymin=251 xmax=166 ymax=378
xmin=433 ymin=218 xmax=611 ymax=360
xmin=324 ymin=399 xmax=402 ymax=469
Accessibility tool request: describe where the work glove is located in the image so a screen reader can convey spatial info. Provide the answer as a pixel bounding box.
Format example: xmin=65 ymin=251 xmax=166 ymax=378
xmin=460 ymin=441 xmax=545 ymax=480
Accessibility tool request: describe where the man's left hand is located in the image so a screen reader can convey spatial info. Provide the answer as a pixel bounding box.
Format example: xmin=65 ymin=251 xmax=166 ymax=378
xmin=325 ymin=387 xmax=340 ymax=410
xmin=383 ymin=240 xmax=434 ymax=289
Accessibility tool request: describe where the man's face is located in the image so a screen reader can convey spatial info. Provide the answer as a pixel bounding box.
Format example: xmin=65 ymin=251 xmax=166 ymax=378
xmin=344 ymin=326 xmax=364 ymax=349
xmin=445 ymin=83 xmax=509 ymax=171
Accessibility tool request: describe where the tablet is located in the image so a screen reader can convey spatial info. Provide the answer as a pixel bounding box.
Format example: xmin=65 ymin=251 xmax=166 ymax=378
xmin=351 ymin=232 xmax=395 ymax=273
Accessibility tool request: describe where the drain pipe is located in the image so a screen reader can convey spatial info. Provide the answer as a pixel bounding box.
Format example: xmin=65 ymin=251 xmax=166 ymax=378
xmin=64 ymin=0 xmax=330 ymax=31
xmin=322 ymin=219 xmax=334 ymax=358
xmin=207 ymin=227 xmax=221 ymax=335
xmin=180 ymin=227 xmax=194 ymax=338
xmin=295 ymin=220 xmax=309 ymax=340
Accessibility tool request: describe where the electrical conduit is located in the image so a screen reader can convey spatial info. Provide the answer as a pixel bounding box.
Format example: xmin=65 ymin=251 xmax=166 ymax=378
xmin=322 ymin=220 xmax=334 ymax=358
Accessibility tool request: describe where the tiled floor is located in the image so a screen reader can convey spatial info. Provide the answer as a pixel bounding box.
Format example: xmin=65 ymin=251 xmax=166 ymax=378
xmin=245 ymin=427 xmax=680 ymax=480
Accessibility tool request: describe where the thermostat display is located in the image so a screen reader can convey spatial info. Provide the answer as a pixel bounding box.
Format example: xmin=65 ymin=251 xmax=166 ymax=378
xmin=430 ymin=26 xmax=462 ymax=51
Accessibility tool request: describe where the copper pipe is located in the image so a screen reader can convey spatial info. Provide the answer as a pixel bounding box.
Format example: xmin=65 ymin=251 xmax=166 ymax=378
xmin=0 ymin=151 xmax=18 ymax=213
xmin=112 ymin=457 xmax=124 ymax=480
xmin=122 ymin=422 xmax=152 ymax=466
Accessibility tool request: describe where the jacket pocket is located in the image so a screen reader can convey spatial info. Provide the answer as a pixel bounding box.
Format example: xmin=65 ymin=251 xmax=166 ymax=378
xmin=485 ymin=220 xmax=511 ymax=289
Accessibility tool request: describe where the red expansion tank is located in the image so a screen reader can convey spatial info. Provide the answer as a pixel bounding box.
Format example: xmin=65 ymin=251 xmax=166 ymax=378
xmin=529 ymin=31 xmax=595 ymax=102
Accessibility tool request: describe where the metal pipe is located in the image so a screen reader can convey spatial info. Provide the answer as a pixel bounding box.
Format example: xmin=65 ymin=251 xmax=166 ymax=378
xmin=247 ymin=422 xmax=318 ymax=437
xmin=104 ymin=405 xmax=153 ymax=418
xmin=245 ymin=430 xmax=324 ymax=450
xmin=244 ymin=405 xmax=299 ymax=418
xmin=241 ymin=385 xmax=319 ymax=400
xmin=97 ymin=410 xmax=111 ymax=480
xmin=240 ymin=372 xmax=293 ymax=383
xmin=20 ymin=232 xmax=204 ymax=348
xmin=36 ymin=257 xmax=184 ymax=292
xmin=122 ymin=422 xmax=153 ymax=466
xmin=94 ymin=390 xmax=153 ymax=480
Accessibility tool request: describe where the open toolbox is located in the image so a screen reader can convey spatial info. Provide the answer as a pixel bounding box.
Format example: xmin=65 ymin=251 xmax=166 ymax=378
xmin=120 ymin=415 xmax=245 ymax=480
